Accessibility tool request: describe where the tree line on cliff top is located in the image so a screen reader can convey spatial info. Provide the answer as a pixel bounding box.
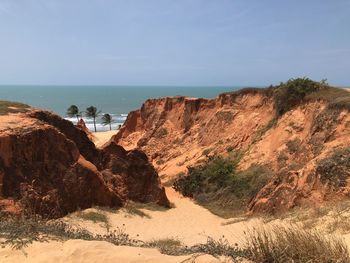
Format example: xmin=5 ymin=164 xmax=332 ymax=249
xmin=66 ymin=105 xmax=113 ymax=132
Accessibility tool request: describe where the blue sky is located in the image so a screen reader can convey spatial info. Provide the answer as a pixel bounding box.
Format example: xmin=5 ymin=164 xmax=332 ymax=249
xmin=0 ymin=0 xmax=349 ymax=86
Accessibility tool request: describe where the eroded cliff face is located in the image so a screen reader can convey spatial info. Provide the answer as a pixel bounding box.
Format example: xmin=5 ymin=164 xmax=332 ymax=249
xmin=114 ymin=89 xmax=350 ymax=213
xmin=246 ymin=104 xmax=350 ymax=213
xmin=0 ymin=109 xmax=169 ymax=218
xmin=114 ymin=90 xmax=275 ymax=181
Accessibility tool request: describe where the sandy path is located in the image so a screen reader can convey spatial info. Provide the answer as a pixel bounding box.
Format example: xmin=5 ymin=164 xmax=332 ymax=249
xmin=66 ymin=188 xmax=261 ymax=246
xmin=0 ymin=189 xmax=249 ymax=263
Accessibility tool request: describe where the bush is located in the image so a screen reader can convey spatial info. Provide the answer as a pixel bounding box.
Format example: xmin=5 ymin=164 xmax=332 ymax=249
xmin=286 ymin=138 xmax=302 ymax=153
xmin=273 ymin=78 xmax=326 ymax=116
xmin=173 ymin=157 xmax=236 ymax=198
xmin=173 ymin=157 xmax=271 ymax=216
xmin=316 ymin=148 xmax=350 ymax=189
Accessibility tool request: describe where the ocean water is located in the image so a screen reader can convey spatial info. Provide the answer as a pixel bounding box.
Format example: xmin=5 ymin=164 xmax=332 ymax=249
xmin=0 ymin=85 xmax=240 ymax=131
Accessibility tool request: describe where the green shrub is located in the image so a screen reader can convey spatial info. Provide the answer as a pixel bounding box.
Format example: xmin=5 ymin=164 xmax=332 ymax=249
xmin=316 ymin=148 xmax=350 ymax=189
xmin=273 ymin=78 xmax=326 ymax=116
xmin=173 ymin=157 xmax=235 ymax=198
xmin=173 ymin=157 xmax=271 ymax=216
xmin=286 ymin=138 xmax=302 ymax=153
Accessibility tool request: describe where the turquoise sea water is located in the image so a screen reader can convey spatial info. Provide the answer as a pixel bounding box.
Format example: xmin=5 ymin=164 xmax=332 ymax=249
xmin=0 ymin=85 xmax=240 ymax=131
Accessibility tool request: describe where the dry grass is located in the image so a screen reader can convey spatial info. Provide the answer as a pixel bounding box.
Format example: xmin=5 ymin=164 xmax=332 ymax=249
xmin=123 ymin=203 xmax=151 ymax=218
xmin=0 ymin=214 xmax=138 ymax=250
xmin=306 ymin=87 xmax=350 ymax=110
xmin=1 ymin=213 xmax=349 ymax=262
xmin=0 ymin=100 xmax=29 ymax=115
xmin=76 ymin=211 xmax=110 ymax=230
xmin=146 ymin=238 xmax=183 ymax=255
xmin=244 ymin=225 xmax=350 ymax=263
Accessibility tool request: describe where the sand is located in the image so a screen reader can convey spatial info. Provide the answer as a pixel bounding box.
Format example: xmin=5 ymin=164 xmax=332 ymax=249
xmin=0 ymin=188 xmax=247 ymax=263
xmin=65 ymin=188 xmax=260 ymax=246
xmin=92 ymin=130 xmax=118 ymax=148
xmin=0 ymin=240 xmax=225 ymax=263
xmin=2 ymin=187 xmax=350 ymax=262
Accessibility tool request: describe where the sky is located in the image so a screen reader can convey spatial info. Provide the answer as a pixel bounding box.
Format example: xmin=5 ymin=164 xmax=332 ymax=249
xmin=0 ymin=0 xmax=349 ymax=86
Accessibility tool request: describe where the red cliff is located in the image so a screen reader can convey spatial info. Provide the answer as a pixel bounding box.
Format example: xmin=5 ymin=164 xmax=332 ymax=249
xmin=0 ymin=107 xmax=169 ymax=218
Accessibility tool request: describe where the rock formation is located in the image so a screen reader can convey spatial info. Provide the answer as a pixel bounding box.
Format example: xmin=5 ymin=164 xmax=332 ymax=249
xmin=0 ymin=107 xmax=169 ymax=218
xmin=76 ymin=118 xmax=95 ymax=141
xmin=114 ymin=85 xmax=350 ymax=213
xmin=113 ymin=89 xmax=274 ymax=181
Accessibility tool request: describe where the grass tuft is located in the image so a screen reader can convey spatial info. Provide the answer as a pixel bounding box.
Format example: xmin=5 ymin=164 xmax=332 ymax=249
xmin=244 ymin=225 xmax=349 ymax=263
xmin=76 ymin=211 xmax=110 ymax=230
xmin=0 ymin=101 xmax=30 ymax=115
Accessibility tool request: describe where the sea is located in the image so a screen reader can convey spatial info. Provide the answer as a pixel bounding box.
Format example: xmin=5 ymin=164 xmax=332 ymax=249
xmin=0 ymin=85 xmax=241 ymax=131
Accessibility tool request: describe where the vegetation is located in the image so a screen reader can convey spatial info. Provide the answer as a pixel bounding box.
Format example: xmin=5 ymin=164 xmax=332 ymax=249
xmin=306 ymin=86 xmax=350 ymax=110
xmin=0 ymin=214 xmax=138 ymax=250
xmin=85 ymin=106 xmax=100 ymax=132
xmin=1 ymin=213 xmax=349 ymax=262
xmin=272 ymin=78 xmax=328 ymax=117
xmin=316 ymin=147 xmax=350 ymax=189
xmin=173 ymin=156 xmax=272 ymax=217
xmin=244 ymin=225 xmax=349 ymax=263
xmin=286 ymin=138 xmax=302 ymax=153
xmin=77 ymin=211 xmax=110 ymax=230
xmin=251 ymin=118 xmax=277 ymax=144
xmin=155 ymin=127 xmax=168 ymax=138
xmin=101 ymin=113 xmax=113 ymax=130
xmin=66 ymin=105 xmax=81 ymax=122
xmin=0 ymin=100 xmax=29 ymax=115
xmin=123 ymin=203 xmax=151 ymax=219
xmin=147 ymin=238 xmax=183 ymax=255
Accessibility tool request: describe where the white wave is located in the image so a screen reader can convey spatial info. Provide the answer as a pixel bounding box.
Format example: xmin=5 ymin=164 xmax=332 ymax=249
xmin=64 ymin=115 xmax=125 ymax=132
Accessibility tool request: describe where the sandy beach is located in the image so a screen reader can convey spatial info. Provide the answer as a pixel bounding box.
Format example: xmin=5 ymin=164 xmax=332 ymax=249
xmin=92 ymin=130 xmax=119 ymax=148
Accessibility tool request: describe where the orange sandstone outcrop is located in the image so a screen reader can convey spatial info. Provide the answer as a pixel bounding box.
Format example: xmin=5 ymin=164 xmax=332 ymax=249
xmin=113 ymin=89 xmax=274 ymax=181
xmin=114 ymin=88 xmax=350 ymax=213
xmin=0 ymin=109 xmax=169 ymax=218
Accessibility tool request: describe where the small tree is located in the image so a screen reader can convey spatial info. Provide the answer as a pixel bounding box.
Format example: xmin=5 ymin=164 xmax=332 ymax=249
xmin=66 ymin=105 xmax=80 ymax=122
xmin=85 ymin=106 xmax=100 ymax=132
xmin=101 ymin=113 xmax=113 ymax=131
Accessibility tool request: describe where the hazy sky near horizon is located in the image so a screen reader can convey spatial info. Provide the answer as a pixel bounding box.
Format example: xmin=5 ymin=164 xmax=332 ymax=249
xmin=0 ymin=0 xmax=349 ymax=86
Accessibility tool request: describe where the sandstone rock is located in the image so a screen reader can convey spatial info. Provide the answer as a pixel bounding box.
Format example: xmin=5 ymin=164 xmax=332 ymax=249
xmin=114 ymin=88 xmax=350 ymax=213
xmin=0 ymin=109 xmax=169 ymax=218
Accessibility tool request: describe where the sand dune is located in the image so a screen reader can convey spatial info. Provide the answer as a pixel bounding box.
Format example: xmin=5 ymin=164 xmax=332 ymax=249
xmin=1 ymin=187 xmax=350 ymax=263
xmin=0 ymin=189 xmax=246 ymax=263
xmin=0 ymin=240 xmax=226 ymax=263
xmin=65 ymin=188 xmax=260 ymax=246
